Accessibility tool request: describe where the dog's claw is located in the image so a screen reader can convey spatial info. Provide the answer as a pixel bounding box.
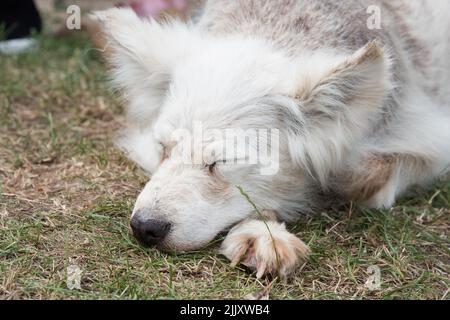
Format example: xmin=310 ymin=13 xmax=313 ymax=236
xmin=256 ymin=262 xmax=267 ymax=279
xmin=220 ymin=219 xmax=309 ymax=279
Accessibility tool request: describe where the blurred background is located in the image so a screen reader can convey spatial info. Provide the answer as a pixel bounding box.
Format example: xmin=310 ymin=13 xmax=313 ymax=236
xmin=1 ymin=0 xmax=204 ymax=54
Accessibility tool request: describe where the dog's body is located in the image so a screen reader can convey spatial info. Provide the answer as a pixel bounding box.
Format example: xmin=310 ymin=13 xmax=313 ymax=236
xmin=94 ymin=0 xmax=450 ymax=278
xmin=196 ymin=0 xmax=450 ymax=208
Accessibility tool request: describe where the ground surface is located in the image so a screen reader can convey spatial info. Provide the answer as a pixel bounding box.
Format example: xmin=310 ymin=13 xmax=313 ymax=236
xmin=0 ymin=33 xmax=449 ymax=300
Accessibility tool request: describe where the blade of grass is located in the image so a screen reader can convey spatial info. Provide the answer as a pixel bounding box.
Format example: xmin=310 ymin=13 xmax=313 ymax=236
xmin=236 ymin=185 xmax=281 ymax=277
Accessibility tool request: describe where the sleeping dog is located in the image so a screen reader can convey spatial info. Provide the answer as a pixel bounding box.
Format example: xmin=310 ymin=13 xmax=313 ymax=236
xmin=93 ymin=0 xmax=450 ymax=278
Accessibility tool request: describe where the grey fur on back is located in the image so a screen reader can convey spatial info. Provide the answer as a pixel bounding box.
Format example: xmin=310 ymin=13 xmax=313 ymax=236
xmin=198 ymin=0 xmax=389 ymax=54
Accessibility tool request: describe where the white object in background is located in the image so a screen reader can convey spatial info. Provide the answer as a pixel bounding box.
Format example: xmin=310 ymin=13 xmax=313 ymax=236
xmin=0 ymin=38 xmax=38 ymax=55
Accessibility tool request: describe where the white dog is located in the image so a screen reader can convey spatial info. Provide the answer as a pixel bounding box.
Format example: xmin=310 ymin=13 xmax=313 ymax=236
xmin=93 ymin=0 xmax=450 ymax=278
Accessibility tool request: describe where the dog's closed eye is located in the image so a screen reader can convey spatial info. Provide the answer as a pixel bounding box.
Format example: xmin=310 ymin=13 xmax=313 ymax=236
xmin=205 ymin=160 xmax=229 ymax=174
xmin=206 ymin=162 xmax=217 ymax=174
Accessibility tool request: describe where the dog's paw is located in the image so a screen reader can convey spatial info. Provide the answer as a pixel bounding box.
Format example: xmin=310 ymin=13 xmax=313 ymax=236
xmin=220 ymin=219 xmax=309 ymax=279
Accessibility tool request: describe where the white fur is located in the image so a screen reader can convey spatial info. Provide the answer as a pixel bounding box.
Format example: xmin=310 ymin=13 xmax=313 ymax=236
xmin=93 ymin=2 xmax=450 ymax=277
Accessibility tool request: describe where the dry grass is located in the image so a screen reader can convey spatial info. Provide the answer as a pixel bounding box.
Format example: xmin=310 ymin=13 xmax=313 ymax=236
xmin=0 ymin=34 xmax=449 ymax=300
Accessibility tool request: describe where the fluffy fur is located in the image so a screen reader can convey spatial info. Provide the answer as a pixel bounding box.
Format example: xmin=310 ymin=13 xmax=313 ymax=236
xmin=93 ymin=0 xmax=450 ymax=278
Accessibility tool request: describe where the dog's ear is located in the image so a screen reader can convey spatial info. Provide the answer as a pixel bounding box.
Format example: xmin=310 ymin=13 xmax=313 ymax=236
xmin=90 ymin=8 xmax=196 ymax=124
xmin=285 ymin=41 xmax=392 ymax=184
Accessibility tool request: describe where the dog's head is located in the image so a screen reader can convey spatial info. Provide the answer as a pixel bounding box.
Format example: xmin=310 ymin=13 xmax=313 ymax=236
xmin=94 ymin=8 xmax=391 ymax=251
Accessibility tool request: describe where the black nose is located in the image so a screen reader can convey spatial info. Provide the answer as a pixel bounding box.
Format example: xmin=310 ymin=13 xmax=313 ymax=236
xmin=130 ymin=215 xmax=171 ymax=247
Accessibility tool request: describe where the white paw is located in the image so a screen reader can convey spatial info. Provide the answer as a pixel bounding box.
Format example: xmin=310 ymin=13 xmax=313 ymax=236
xmin=220 ymin=220 xmax=309 ymax=279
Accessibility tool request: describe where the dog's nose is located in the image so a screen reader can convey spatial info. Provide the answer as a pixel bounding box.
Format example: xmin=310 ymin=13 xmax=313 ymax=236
xmin=130 ymin=215 xmax=171 ymax=247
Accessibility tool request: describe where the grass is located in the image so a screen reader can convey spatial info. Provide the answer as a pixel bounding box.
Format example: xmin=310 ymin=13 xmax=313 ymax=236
xmin=0 ymin=35 xmax=449 ymax=300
